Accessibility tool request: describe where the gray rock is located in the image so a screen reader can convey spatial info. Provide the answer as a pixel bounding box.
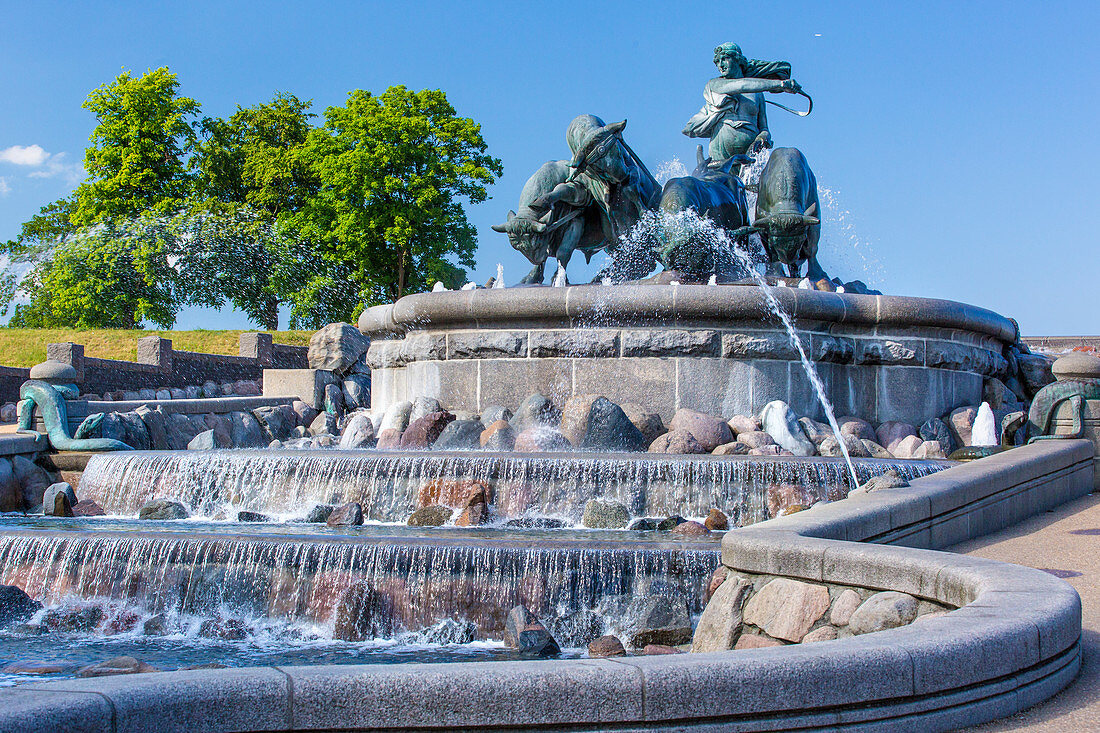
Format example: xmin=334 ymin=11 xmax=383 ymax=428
xmin=620 ymin=403 xmax=667 ymax=444
xmin=418 ymin=619 xmax=476 ymax=645
xmin=12 ymin=455 xmax=50 ymax=511
xmin=42 ymin=483 xmax=78 ymax=516
xmin=848 ymin=591 xmax=919 ymax=635
xmin=890 ymin=434 xmax=923 ymax=459
xmin=305 ymin=504 xmax=334 ymax=523
xmin=342 ymin=375 xmax=371 ymax=411
xmin=627 ymin=517 xmax=660 ymax=531
xmin=838 ymin=416 xmax=877 ymax=443
xmin=819 ymin=433 xmax=870 ymax=458
xmin=480 ymin=405 xmax=513 ymax=426
xmin=309 ymin=411 xmax=339 ymax=437
xmin=142 ymin=614 xmax=169 ymax=636
xmin=582 ymin=498 xmax=630 ymax=529
xmin=622 ymin=329 xmax=718 ymax=357
xmin=169 ymin=388 xmax=186 ymax=400
xmin=480 ymin=421 xmax=516 ymax=451
xmin=728 ymin=414 xmax=762 ymax=435
xmin=861 ymin=439 xmax=894 ymax=459
xmin=183 ymin=385 xmax=202 ymax=400
xmin=559 ymin=395 xmax=647 ymax=452
xmin=624 ymin=593 xmax=692 ymax=649
xmin=116 ymin=411 xmax=151 ymax=450
xmin=850 ymin=468 xmax=910 ymax=495
xmin=0 ymin=403 xmax=16 ymax=423
xmin=291 ymin=400 xmax=319 ymax=427
xmin=409 ymin=396 xmax=443 ymax=424
xmin=408 ymin=505 xmax=452 ymax=526
xmin=326 ymin=502 xmax=364 ymax=527
xmin=237 ymin=511 xmax=270 ymax=522
xmin=188 ymin=429 xmax=230 ymax=450
xmin=201 ymin=381 xmax=219 ymax=399
xmin=503 ymin=605 xmax=560 ymax=657
xmin=509 ymin=394 xmax=561 ymax=433
xmin=138 ymin=389 xmax=157 ymax=401
xmin=123 ymin=391 xmax=141 ymax=401
xmin=648 ymin=430 xmax=706 ymax=454
xmin=253 ymin=404 xmax=296 ymax=442
xmin=875 ymin=421 xmax=918 ymax=453
xmin=829 ymin=589 xmax=862 ymax=626
xmin=309 ymin=323 xmax=371 ymax=376
xmin=669 ymin=409 xmax=733 ymax=452
xmin=233 ymin=380 xmax=261 ymax=396
xmin=913 ymin=440 xmax=948 ymax=459
xmin=138 ymin=499 xmax=189 ymax=520
xmin=691 ymin=574 xmax=752 ymax=652
xmin=919 ymin=417 xmax=957 ymax=455
xmin=333 ymin=581 xmax=391 ymax=641
xmin=0 ymin=459 xmax=20 ymax=513
xmin=548 ymin=609 xmax=604 ymax=647
xmin=946 ymin=406 xmax=979 ymax=447
xmin=1017 ymin=353 xmax=1055 ymax=395
xmin=228 ymin=411 xmax=266 ymax=448
xmin=0 ymin=586 xmax=43 ymax=627
xmin=164 ymin=413 xmax=201 ymax=450
xmin=513 ymin=426 xmax=571 ymax=452
xmin=433 ymin=419 xmax=484 ymax=450
xmin=135 ymin=405 xmax=169 ymax=450
xmin=154 ymin=389 xmax=172 ymax=401
xmin=736 ymin=430 xmax=776 ymax=449
xmin=759 ymin=400 xmax=814 ymax=456
xmin=380 ymin=400 xmax=413 ymax=433
xmin=338 ymin=410 xmax=377 ymax=449
xmin=798 ymin=417 xmax=833 ymax=446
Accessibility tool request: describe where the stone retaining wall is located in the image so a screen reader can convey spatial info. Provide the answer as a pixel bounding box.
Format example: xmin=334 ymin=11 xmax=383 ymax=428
xmin=0 ymin=440 xmax=1089 ymax=731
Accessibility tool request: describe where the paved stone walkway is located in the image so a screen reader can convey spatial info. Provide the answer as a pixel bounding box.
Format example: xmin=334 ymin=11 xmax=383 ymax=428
xmin=952 ymin=492 xmax=1100 ymax=731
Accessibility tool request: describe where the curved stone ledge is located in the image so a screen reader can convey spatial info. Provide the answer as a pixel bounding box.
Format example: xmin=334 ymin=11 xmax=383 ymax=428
xmin=1 ymin=441 xmax=1089 ymax=732
xmin=359 ymin=285 xmax=1018 ymax=344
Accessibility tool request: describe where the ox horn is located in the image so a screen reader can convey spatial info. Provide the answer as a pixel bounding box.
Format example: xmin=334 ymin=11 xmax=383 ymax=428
xmin=751 ymin=215 xmax=774 ymax=227
xmin=529 ymin=220 xmax=548 ymax=233
xmin=491 ymin=223 xmax=510 ymax=233
xmin=804 ymin=202 xmax=818 ymax=217
xmin=801 ymin=216 xmax=820 ymax=226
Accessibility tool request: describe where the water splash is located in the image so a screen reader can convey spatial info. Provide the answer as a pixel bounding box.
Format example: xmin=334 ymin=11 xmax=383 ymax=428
xmin=493 ymin=263 xmax=506 ymax=288
xmin=654 ymin=157 xmax=689 ymax=185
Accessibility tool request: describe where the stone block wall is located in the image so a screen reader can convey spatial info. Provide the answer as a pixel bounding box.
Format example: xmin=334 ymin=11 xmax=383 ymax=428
xmin=32 ymin=333 xmax=307 ymax=399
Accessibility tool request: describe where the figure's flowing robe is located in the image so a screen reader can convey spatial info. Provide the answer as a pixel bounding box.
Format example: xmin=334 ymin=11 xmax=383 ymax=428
xmin=682 ymin=60 xmax=792 ymax=139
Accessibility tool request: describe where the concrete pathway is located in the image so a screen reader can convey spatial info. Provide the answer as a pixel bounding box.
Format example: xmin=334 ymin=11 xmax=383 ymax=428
xmin=951 ymin=492 xmax=1100 ymax=731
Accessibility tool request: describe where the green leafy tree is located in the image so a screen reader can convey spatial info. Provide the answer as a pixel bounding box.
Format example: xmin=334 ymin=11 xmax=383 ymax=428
xmin=8 ymin=219 xmax=178 ymax=328
xmin=71 ymin=67 xmax=200 ymax=226
xmin=291 ymin=86 xmax=502 ymax=306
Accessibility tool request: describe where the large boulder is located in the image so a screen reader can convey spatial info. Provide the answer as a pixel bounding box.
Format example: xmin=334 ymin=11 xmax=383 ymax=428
xmin=187 ymin=429 xmax=231 ymax=450
xmin=12 ymin=455 xmax=51 ymax=511
xmin=582 ymin=498 xmax=630 ymax=529
xmin=409 ymin=396 xmax=443 ymax=424
xmin=0 ymin=459 xmax=21 ymax=513
xmin=433 ymin=419 xmax=484 ymax=450
xmin=837 ymin=416 xmax=877 ymax=443
xmin=819 ymin=433 xmax=870 ymax=458
xmin=333 ymin=581 xmax=392 ymax=641
xmin=875 ymin=421 xmax=918 ymax=453
xmin=342 ymin=375 xmax=371 ymax=412
xmin=309 ymin=323 xmax=370 ymax=376
xmin=164 ymin=413 xmax=202 ymax=450
xmin=727 ymin=415 xmax=761 ymax=436
xmin=253 ymin=405 xmax=296 ymax=442
xmin=559 ymin=395 xmax=647 ymax=451
xmin=309 ymin=412 xmax=339 ymax=437
xmin=669 ymin=409 xmax=733 ymax=452
xmin=691 ymin=574 xmax=752 ymax=652
xmin=135 ymin=405 xmax=169 ymax=450
xmin=503 ymin=605 xmax=560 ymax=657
xmin=327 ymin=502 xmax=364 ymax=527
xmin=648 ymin=430 xmax=706 ymax=454
xmin=513 ymin=426 xmax=571 ymax=452
xmin=399 ymin=411 xmax=455 ymax=448
xmin=480 ymin=405 xmax=513 ymax=426
xmin=75 ymin=656 xmax=158 ymax=678
xmin=1016 ymin=353 xmax=1055 ymax=396
xmin=379 ymin=401 xmax=413 ymax=433
xmin=138 ymin=499 xmax=189 ymax=521
xmin=479 ymin=420 xmax=516 ymax=451
xmin=797 ymin=417 xmax=832 ymax=447
xmin=338 ymin=411 xmax=377 ymax=449
xmin=0 ymin=585 xmax=42 ymax=626
xmin=759 ymin=401 xmax=814 ymax=456
xmin=946 ymin=406 xmax=979 ymax=447
xmin=42 ymin=483 xmax=77 ymax=517
xmin=919 ymin=417 xmax=956 ymax=455
xmin=509 ymin=394 xmax=561 ymax=433
xmin=742 ymin=578 xmax=830 ymax=642
xmin=847 ymin=591 xmax=919 ymax=635
xmin=736 ymin=430 xmax=776 ymax=449
xmin=417 ymin=478 xmax=491 ymax=510
xmin=624 ymin=592 xmax=693 ymax=649
xmin=890 ymin=434 xmax=923 ymax=459
xmin=766 ymin=484 xmax=814 ymax=518
xmin=620 ymin=403 xmax=667 ymax=444
xmin=227 ymin=411 xmax=266 ymax=448
xmin=407 ymin=505 xmax=452 ymax=527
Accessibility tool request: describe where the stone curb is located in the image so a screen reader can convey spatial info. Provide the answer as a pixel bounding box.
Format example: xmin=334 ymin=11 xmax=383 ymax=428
xmin=0 ymin=441 xmax=1087 ymax=731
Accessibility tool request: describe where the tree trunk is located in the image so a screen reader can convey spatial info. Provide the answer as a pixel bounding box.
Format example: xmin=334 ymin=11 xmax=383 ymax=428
xmin=261 ymin=297 xmax=279 ymax=331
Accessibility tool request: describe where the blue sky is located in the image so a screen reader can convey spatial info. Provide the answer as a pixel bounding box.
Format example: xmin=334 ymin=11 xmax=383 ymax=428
xmin=1 ymin=1 xmax=1097 ymax=334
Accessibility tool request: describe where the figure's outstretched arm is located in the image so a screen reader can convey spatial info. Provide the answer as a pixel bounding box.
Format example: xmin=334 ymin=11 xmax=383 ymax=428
xmin=708 ymin=77 xmax=800 ymax=96
xmin=530 ymin=182 xmax=590 ymax=212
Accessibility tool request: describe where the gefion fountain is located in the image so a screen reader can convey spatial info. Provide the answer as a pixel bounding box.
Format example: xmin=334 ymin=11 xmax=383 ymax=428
xmin=0 ymin=40 xmax=1089 ymax=733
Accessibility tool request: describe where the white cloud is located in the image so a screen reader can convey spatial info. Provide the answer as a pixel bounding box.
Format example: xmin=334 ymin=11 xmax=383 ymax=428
xmin=27 ymin=152 xmax=84 ymax=184
xmin=0 ymin=144 xmax=49 ymax=166
xmin=0 ymin=177 xmax=9 ymax=196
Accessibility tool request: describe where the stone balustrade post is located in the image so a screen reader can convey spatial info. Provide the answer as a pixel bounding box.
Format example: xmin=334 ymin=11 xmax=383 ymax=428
xmin=45 ymin=342 xmax=84 ymax=384
xmin=239 ymin=332 xmax=274 ymax=366
xmin=137 ymin=335 xmax=173 ymax=374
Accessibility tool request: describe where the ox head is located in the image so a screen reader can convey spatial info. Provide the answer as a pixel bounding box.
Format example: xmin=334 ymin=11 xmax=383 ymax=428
xmin=491 ymin=210 xmax=551 ymax=265
xmin=753 ymin=203 xmax=819 ymax=263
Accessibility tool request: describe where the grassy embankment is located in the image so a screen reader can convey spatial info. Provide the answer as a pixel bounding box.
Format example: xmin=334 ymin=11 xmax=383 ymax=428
xmin=0 ymin=329 xmax=312 ymax=368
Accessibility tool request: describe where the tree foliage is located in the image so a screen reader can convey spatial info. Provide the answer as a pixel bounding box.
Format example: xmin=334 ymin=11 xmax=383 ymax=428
xmin=290 ymin=86 xmax=501 ymax=305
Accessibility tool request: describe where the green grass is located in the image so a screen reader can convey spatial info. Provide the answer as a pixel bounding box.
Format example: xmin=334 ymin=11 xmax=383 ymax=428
xmin=0 ymin=328 xmax=312 ymax=368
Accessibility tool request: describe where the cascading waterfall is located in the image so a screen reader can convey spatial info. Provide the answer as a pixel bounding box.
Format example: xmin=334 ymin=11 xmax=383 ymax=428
xmin=0 ymin=529 xmax=719 ymax=640
xmin=77 ymin=450 xmax=948 ymax=523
